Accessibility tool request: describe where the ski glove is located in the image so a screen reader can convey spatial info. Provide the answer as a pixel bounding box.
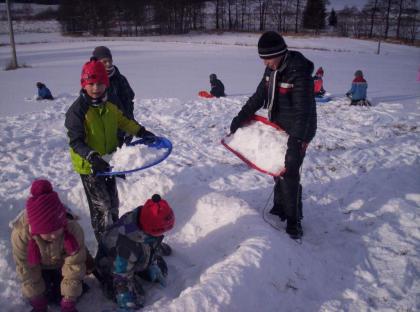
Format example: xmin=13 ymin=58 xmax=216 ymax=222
xmin=60 ymin=298 xmax=78 ymax=312
xmin=137 ymin=126 xmax=157 ymax=144
xmin=29 ymin=295 xmax=48 ymax=312
xmin=148 ymin=263 xmax=167 ymax=287
xmin=230 ymin=116 xmax=242 ymax=134
xmin=87 ymin=152 xmax=110 ymax=174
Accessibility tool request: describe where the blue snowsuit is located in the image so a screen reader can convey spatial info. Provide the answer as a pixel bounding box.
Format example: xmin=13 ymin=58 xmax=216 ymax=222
xmin=37 ymin=85 xmax=53 ymax=100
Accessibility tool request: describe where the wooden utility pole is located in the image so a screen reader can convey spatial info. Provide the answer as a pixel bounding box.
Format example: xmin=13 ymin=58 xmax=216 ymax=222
xmin=6 ymin=0 xmax=18 ymax=69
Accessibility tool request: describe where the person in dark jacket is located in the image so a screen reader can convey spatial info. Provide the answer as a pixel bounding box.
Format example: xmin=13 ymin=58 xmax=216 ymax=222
xmin=92 ymin=46 xmax=136 ymax=145
xmin=36 ymin=82 xmax=54 ymax=100
xmin=95 ymin=194 xmax=175 ymax=310
xmin=209 ymin=73 xmax=226 ymax=98
xmin=229 ymin=31 xmax=317 ymax=239
xmin=64 ymin=58 xmax=157 ymax=245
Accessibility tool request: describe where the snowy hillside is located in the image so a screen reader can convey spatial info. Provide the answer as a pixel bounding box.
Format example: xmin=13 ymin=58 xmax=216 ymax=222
xmin=0 ymin=33 xmax=419 ymax=312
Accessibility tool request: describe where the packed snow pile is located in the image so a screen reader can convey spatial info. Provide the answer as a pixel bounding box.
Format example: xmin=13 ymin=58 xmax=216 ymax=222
xmin=110 ymin=141 xmax=168 ymax=172
xmin=223 ymin=118 xmax=288 ymax=175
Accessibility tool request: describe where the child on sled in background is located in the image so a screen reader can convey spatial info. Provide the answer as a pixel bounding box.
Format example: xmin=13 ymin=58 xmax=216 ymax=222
xmin=209 ymin=73 xmax=226 ymax=98
xmin=313 ymin=67 xmax=326 ymax=97
xmin=11 ymin=179 xmax=87 ymax=312
xmin=346 ymin=70 xmax=370 ymax=106
xmin=94 ymin=194 xmax=175 ymax=311
xmin=36 ymin=82 xmax=54 ymax=100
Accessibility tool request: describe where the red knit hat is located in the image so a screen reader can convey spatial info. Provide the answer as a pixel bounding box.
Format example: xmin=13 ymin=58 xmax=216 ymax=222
xmin=80 ymin=58 xmax=110 ymax=88
xmin=139 ymin=194 xmax=175 ymax=236
xmin=26 ymin=179 xmax=79 ymax=266
xmin=316 ymin=67 xmax=324 ymax=77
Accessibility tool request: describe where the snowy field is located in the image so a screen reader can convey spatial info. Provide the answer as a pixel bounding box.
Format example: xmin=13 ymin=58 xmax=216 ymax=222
xmin=0 ymin=32 xmax=419 ymax=312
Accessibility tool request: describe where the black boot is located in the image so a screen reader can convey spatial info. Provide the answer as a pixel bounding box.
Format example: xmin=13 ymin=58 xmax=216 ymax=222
xmin=286 ymin=219 xmax=303 ymax=239
xmin=269 ymin=205 xmax=287 ymax=221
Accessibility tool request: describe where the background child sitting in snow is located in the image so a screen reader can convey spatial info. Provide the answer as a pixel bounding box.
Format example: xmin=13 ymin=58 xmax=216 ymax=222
xmin=346 ymin=70 xmax=370 ymax=106
xmin=94 ymin=194 xmax=175 ymax=310
xmin=313 ymin=67 xmax=326 ymax=97
xmin=209 ymin=73 xmax=226 ymax=98
xmin=11 ymin=179 xmax=87 ymax=312
xmin=36 ymin=82 xmax=54 ymax=100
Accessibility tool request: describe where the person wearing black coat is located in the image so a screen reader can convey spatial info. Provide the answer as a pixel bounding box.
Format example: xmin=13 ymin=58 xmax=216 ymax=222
xmin=229 ymin=31 xmax=317 ymax=239
xmin=93 ymin=46 xmax=136 ymax=146
xmin=209 ymin=73 xmax=226 ymax=98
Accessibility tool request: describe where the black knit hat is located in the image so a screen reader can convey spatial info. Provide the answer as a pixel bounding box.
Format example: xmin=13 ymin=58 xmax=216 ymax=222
xmin=92 ymin=46 xmax=112 ymax=60
xmin=258 ymin=31 xmax=288 ymax=59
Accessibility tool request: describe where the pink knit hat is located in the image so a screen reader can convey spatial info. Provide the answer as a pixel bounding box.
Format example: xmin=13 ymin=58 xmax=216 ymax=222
xmin=26 ymin=179 xmax=79 ymax=266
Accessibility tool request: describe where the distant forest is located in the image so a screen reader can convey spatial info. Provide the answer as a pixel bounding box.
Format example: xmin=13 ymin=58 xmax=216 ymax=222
xmin=3 ymin=0 xmax=419 ymax=43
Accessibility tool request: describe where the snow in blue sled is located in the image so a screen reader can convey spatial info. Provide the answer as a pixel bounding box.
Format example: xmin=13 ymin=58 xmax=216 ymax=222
xmin=97 ymin=136 xmax=172 ymax=176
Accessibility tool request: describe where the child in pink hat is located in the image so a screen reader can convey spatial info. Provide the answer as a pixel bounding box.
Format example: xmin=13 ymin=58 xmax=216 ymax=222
xmin=11 ymin=179 xmax=87 ymax=312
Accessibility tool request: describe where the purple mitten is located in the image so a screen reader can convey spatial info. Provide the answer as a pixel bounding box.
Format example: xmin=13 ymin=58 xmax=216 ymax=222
xmin=29 ymin=295 xmax=48 ymax=312
xmin=60 ymin=299 xmax=78 ymax=312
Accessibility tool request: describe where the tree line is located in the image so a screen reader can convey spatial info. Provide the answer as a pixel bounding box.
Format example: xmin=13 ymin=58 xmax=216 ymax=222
xmin=23 ymin=0 xmax=419 ymax=43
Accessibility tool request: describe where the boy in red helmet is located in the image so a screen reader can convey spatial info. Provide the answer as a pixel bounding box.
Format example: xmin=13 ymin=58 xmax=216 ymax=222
xmin=94 ymin=194 xmax=175 ymax=310
xmin=65 ymin=58 xmax=158 ymax=245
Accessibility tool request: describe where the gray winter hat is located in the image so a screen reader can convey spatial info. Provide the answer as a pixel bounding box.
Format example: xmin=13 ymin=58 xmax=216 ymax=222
xmin=92 ymin=46 xmax=112 ymax=60
xmin=355 ymin=70 xmax=363 ymax=77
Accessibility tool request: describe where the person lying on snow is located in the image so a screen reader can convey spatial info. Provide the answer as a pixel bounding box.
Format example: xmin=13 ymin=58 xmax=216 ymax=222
xmin=209 ymin=73 xmax=226 ymax=98
xmin=11 ymin=179 xmax=87 ymax=312
xmin=346 ymin=70 xmax=371 ymax=106
xmin=94 ymin=194 xmax=175 ymax=311
xmin=36 ymin=82 xmax=54 ymax=100
xmin=313 ymin=67 xmax=326 ymax=97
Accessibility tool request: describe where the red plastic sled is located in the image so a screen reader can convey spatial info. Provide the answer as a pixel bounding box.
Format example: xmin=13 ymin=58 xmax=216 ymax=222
xmin=221 ymin=115 xmax=287 ymax=177
xmin=198 ymin=90 xmax=214 ymax=98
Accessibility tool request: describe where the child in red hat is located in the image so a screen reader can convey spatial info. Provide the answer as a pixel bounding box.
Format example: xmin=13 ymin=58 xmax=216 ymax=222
xmin=94 ymin=194 xmax=175 ymax=310
xmin=313 ymin=66 xmax=326 ymax=97
xmin=11 ymin=179 xmax=87 ymax=312
xmin=65 ymin=58 xmax=159 ymax=245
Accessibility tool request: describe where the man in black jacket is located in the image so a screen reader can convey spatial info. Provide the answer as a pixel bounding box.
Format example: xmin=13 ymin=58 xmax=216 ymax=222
xmin=93 ymin=46 xmax=136 ymax=146
xmin=230 ymin=31 xmax=317 ymax=239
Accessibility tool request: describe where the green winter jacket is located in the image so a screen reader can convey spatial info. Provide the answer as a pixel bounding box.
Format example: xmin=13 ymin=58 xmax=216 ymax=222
xmin=65 ymin=93 xmax=141 ymax=174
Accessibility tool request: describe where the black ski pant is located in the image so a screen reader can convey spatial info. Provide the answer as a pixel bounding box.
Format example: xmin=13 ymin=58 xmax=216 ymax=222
xmin=81 ymin=174 xmax=119 ymax=244
xmin=273 ymin=137 xmax=306 ymax=221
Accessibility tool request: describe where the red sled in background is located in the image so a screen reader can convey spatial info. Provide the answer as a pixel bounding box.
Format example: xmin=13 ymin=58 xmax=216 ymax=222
xmin=198 ymin=90 xmax=214 ymax=98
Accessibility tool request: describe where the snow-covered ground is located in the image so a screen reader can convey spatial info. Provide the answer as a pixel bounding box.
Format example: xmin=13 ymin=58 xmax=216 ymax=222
xmin=0 ymin=32 xmax=419 ymax=312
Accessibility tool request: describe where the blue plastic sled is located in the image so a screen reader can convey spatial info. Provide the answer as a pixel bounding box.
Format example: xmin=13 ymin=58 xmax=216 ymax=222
xmin=96 ymin=136 xmax=172 ymax=176
xmin=315 ymin=96 xmax=332 ymax=103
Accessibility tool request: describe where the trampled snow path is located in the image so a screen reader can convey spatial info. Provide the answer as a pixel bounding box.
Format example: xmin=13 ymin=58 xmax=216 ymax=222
xmin=0 ymin=94 xmax=419 ymax=311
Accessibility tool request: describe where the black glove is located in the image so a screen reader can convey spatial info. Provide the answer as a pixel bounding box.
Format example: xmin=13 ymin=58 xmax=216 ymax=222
xmin=137 ymin=127 xmax=157 ymax=144
xmin=87 ymin=152 xmax=110 ymax=174
xmin=345 ymin=92 xmax=351 ymax=98
xmin=123 ymin=135 xmax=133 ymax=145
xmin=230 ymin=116 xmax=242 ymax=134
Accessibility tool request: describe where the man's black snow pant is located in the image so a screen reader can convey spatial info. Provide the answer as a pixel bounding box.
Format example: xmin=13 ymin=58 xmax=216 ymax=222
xmin=273 ymin=137 xmax=307 ymax=221
xmin=81 ymin=174 xmax=119 ymax=244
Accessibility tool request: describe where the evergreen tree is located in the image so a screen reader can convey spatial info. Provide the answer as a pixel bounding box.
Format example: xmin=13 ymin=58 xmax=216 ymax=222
xmin=328 ymin=8 xmax=337 ymax=27
xmin=302 ymin=0 xmax=327 ymax=31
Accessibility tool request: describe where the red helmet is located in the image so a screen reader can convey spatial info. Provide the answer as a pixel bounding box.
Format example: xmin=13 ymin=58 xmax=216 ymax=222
xmin=80 ymin=58 xmax=109 ymax=88
xmin=139 ymin=194 xmax=175 ymax=236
